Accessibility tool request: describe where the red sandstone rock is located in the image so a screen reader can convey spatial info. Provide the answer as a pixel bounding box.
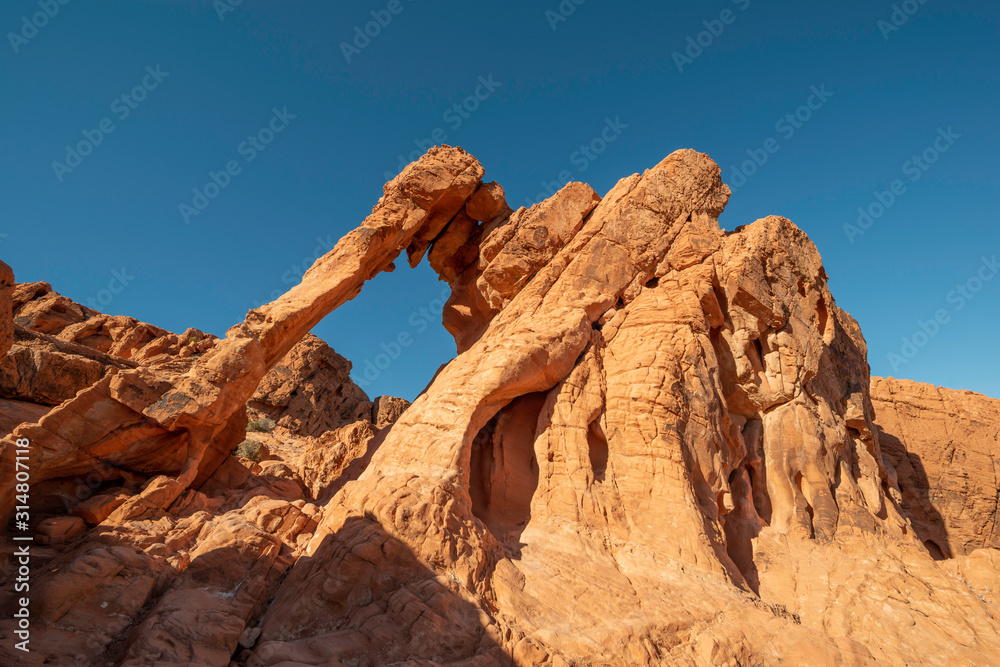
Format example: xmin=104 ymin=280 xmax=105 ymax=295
xmin=249 ymin=333 xmax=371 ymax=437
xmin=70 ymin=489 xmax=132 ymax=525
xmin=11 ymin=281 xmax=216 ymax=363
xmin=297 ymin=420 xmax=378 ymax=501
xmin=442 ymin=180 xmax=602 ymax=353
xmin=35 ymin=515 xmax=86 ymax=545
xmin=465 ymin=180 xmax=509 ymax=223
xmin=0 ymin=145 xmax=483 ymax=532
xmin=0 ymin=326 xmax=126 ymax=405
xmin=0 ymin=397 xmax=47 ymax=437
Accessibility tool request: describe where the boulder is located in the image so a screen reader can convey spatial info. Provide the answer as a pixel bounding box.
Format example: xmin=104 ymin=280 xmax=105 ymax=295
xmin=371 ymin=395 xmax=411 ymax=429
xmin=35 ymin=515 xmax=86 ymax=545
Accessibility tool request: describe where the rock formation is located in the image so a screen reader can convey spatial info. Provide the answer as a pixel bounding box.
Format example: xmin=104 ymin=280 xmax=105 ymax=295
xmin=0 ymin=262 xmax=14 ymax=358
xmin=0 ymin=283 xmax=381 ymax=518
xmin=871 ymin=376 xmax=1000 ymax=559
xmin=0 ymin=146 xmax=997 ymax=666
xmin=248 ymin=333 xmax=372 ymax=437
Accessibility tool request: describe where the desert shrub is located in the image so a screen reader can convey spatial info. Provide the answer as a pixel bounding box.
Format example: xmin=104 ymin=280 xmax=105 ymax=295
xmin=247 ymin=417 xmax=276 ymax=433
xmin=234 ymin=438 xmax=269 ymax=462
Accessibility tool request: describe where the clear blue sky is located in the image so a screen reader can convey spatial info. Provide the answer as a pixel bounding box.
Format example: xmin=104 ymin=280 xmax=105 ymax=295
xmin=2 ymin=0 xmax=998 ymax=400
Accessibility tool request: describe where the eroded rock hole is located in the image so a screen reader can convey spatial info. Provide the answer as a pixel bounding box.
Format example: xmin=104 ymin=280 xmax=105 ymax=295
xmin=739 ymin=418 xmax=771 ymax=524
xmin=795 ymin=471 xmax=816 ymax=539
xmin=816 ymin=294 xmax=830 ymax=340
xmin=722 ymin=466 xmax=762 ymax=594
xmin=469 ymin=419 xmax=497 ymax=526
xmin=587 ymin=419 xmax=609 ymax=482
xmin=469 ymin=392 xmax=547 ymax=544
xmin=924 ymin=539 xmax=948 ymax=561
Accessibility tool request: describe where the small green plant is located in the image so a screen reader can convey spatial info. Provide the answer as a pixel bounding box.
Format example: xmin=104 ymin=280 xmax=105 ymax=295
xmin=947 ymin=571 xmax=992 ymax=603
xmin=246 ymin=417 xmax=276 ymax=433
xmin=234 ymin=438 xmax=268 ymax=463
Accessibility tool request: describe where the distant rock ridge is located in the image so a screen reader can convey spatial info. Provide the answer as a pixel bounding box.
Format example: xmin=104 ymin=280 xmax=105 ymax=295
xmin=0 ymin=145 xmax=996 ymax=666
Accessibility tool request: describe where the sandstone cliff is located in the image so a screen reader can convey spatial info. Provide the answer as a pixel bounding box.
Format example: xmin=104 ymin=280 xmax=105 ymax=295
xmin=871 ymin=376 xmax=999 ymax=559
xmin=0 ymin=147 xmax=997 ymax=666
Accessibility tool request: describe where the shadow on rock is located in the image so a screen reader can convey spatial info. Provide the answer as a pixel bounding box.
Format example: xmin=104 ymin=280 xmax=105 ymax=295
xmin=247 ymin=514 xmax=513 ymax=666
xmin=877 ymin=426 xmax=952 ymax=559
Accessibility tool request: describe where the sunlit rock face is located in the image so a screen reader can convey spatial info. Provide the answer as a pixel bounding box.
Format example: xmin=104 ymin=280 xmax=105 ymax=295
xmin=1 ymin=146 xmax=998 ymax=666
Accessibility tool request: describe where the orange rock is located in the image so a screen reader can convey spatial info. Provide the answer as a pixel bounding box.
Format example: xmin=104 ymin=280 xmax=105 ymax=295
xmin=371 ymin=395 xmax=411 ymax=429
xmin=428 ymin=209 xmax=481 ymax=282
xmin=297 ymin=420 xmax=378 ymax=501
xmin=70 ymin=489 xmax=131 ymax=525
xmin=442 ymin=180 xmax=602 ymax=352
xmin=249 ymin=333 xmax=371 ymax=437
xmin=35 ymin=515 xmax=86 ymax=545
xmin=0 ymin=397 xmax=47 ymax=437
xmin=11 ymin=281 xmax=215 ymax=363
xmin=465 ymin=180 xmax=509 ymax=223
xmin=256 ymin=151 xmax=999 ymax=665
xmin=197 ymin=454 xmax=254 ymax=498
xmin=0 ymin=328 xmax=119 ymax=404
xmin=872 ymin=376 xmax=1000 ymax=557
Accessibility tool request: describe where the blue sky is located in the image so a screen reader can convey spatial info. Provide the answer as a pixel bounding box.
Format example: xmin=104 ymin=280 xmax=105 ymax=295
xmin=2 ymin=0 xmax=998 ymax=400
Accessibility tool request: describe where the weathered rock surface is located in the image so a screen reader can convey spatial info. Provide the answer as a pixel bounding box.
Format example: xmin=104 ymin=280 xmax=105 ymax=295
xmin=297 ymin=420 xmax=379 ymax=501
xmin=1 ymin=281 xmax=217 ymax=413
xmin=371 ymin=394 xmax=411 ymax=429
xmin=249 ymin=333 xmax=371 ymax=437
xmin=0 ymin=261 xmax=13 ymax=358
xmin=871 ymin=376 xmax=1000 ymax=558
xmin=11 ymin=281 xmax=217 ymax=363
xmin=0 ymin=146 xmax=998 ymax=666
xmin=0 ymin=398 xmax=47 ymax=438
